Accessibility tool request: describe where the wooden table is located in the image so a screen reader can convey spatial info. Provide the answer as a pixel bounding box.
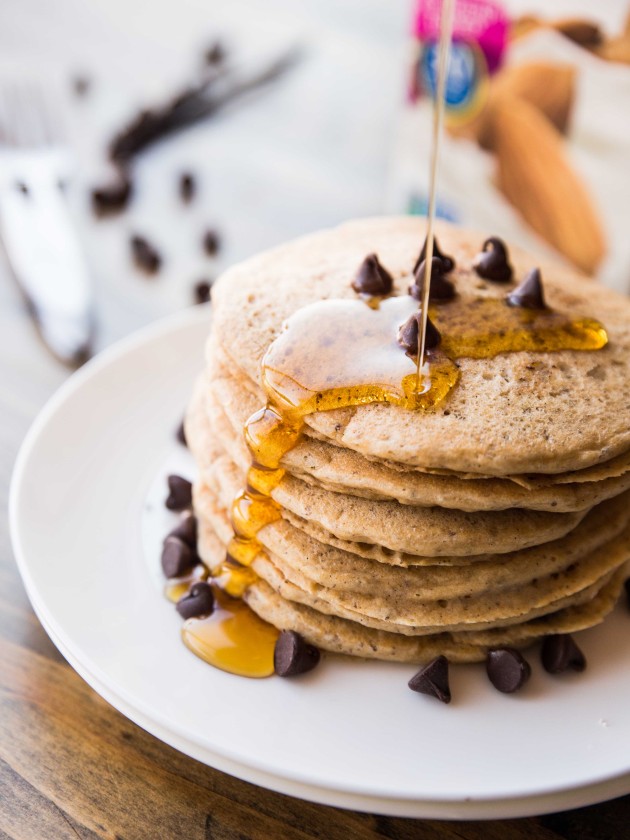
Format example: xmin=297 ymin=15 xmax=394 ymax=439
xmin=2 ymin=269 xmax=630 ymax=840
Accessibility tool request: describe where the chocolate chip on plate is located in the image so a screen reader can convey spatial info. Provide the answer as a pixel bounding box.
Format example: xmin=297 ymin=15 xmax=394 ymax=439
xmin=194 ymin=280 xmax=213 ymax=304
xmin=179 ymin=172 xmax=196 ymax=204
xmin=397 ymin=311 xmax=441 ymax=355
xmin=506 ymin=268 xmax=546 ymax=309
xmin=541 ymin=634 xmax=586 ymax=674
xmin=408 ymin=655 xmax=451 ymax=703
xmin=176 ymin=419 xmax=187 ymax=447
xmin=274 ymin=630 xmax=321 ymax=677
xmin=165 ymin=513 xmax=197 ymax=550
xmin=161 ymin=536 xmax=195 ymax=578
xmin=473 ymin=237 xmax=513 ymax=283
xmin=131 ymin=234 xmax=161 ymax=275
xmin=176 ymin=581 xmax=215 ymax=619
xmin=486 ymin=648 xmax=531 ymax=693
xmin=413 ymin=234 xmax=455 ymax=275
xmin=409 ymin=257 xmax=456 ymax=301
xmin=165 ymin=475 xmax=192 ymax=511
xmin=203 ymin=229 xmax=220 ymax=257
xmin=351 ymin=253 xmax=393 ymax=296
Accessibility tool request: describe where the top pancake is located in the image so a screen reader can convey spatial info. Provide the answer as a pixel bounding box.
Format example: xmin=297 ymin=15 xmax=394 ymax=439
xmin=210 ymin=217 xmax=630 ymax=475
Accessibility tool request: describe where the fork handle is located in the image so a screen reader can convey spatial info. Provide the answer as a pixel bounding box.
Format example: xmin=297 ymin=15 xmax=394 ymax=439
xmin=0 ymin=147 xmax=93 ymax=365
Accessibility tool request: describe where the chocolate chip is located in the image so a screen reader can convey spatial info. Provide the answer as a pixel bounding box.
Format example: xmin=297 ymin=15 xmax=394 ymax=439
xmin=625 ymin=578 xmax=630 ymax=610
xmin=176 ymin=420 xmax=187 ymax=447
xmin=72 ymin=75 xmax=91 ymax=97
xmin=204 ymin=41 xmax=226 ymax=65
xmin=486 ymin=648 xmax=531 ymax=693
xmin=397 ymin=311 xmax=441 ymax=356
xmin=131 ymin=235 xmax=161 ymax=275
xmin=506 ymin=268 xmax=546 ymax=309
xmin=541 ymin=634 xmax=586 ymax=674
xmin=194 ymin=280 xmax=212 ymax=304
xmin=408 ymin=655 xmax=451 ymax=703
xmin=161 ymin=537 xmax=195 ymax=578
xmin=351 ymin=253 xmax=393 ymax=296
xmin=165 ymin=513 xmax=197 ymax=550
xmin=203 ymin=229 xmax=220 ymax=257
xmin=409 ymin=257 xmax=456 ymax=301
xmin=15 ymin=181 xmax=29 ymax=197
xmin=473 ymin=237 xmax=513 ymax=283
xmin=274 ymin=630 xmax=320 ymax=677
xmin=91 ymin=178 xmax=132 ymax=217
xmin=165 ymin=475 xmax=192 ymax=511
xmin=413 ymin=234 xmax=455 ymax=275
xmin=176 ymin=581 xmax=214 ymax=619
xmin=179 ymin=172 xmax=196 ymax=204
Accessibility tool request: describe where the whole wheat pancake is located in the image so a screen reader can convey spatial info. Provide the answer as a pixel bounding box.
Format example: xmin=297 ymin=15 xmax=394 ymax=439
xmin=243 ymin=572 xmax=626 ymax=663
xmin=193 ymin=479 xmax=630 ymax=600
xmin=192 ymin=486 xmax=627 ymax=661
xmin=206 ymin=439 xmax=588 ymax=557
xmin=208 ymin=341 xmax=630 ymax=489
xmin=204 ymin=365 xmax=630 ymax=512
xmin=194 ymin=478 xmax=630 ymax=633
xmin=209 ymin=216 xmax=630 ymax=475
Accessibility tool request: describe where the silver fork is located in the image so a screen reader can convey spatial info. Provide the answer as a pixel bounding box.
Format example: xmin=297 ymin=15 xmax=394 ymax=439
xmin=0 ymin=78 xmax=93 ymax=366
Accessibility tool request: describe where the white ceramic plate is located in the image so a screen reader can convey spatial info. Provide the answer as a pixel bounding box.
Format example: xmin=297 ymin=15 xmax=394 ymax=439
xmin=10 ymin=305 xmax=630 ymax=819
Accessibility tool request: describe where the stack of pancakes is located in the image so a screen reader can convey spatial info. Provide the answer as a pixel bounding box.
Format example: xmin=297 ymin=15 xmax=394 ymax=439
xmin=185 ymin=217 xmax=630 ymax=663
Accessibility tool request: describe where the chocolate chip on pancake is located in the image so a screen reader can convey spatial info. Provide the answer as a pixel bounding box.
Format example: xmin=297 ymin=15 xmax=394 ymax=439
xmin=473 ymin=237 xmax=513 ymax=283
xmin=409 ymin=257 xmax=456 ymax=301
xmin=351 ymin=253 xmax=393 ymax=296
xmin=506 ymin=268 xmax=546 ymax=309
xmin=413 ymin=234 xmax=455 ymax=274
xmin=397 ymin=311 xmax=441 ymax=355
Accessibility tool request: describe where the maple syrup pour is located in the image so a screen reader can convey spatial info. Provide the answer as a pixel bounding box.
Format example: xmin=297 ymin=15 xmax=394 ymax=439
xmin=182 ymin=584 xmax=278 ymax=678
xmin=262 ymin=296 xmax=459 ymax=415
xmin=417 ymin=0 xmax=455 ymax=379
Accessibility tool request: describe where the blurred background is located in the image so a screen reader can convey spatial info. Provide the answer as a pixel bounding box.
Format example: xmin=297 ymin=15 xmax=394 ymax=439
xmin=0 ymin=0 xmax=628 ymax=387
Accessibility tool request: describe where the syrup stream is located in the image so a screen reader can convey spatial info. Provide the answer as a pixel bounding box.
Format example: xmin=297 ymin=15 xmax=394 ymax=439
xmin=417 ymin=0 xmax=455 ymax=390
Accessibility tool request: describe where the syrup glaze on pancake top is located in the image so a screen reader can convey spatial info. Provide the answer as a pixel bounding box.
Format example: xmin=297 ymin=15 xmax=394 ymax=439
xmin=165 ymin=217 xmax=630 ymax=691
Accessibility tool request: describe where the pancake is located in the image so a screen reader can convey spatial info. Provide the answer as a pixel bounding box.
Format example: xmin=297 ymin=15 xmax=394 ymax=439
xmin=210 ymin=216 xmax=630 ymax=475
xmin=204 ymin=362 xmax=630 ymax=512
xmin=194 ymin=476 xmax=629 ymax=632
xmin=243 ymin=572 xmax=626 ymax=664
